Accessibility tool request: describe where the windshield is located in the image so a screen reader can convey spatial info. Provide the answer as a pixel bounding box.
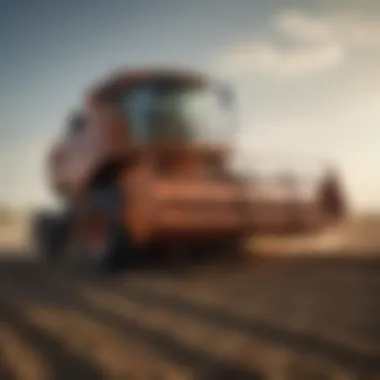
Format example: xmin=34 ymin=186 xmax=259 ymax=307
xmin=122 ymin=80 xmax=233 ymax=144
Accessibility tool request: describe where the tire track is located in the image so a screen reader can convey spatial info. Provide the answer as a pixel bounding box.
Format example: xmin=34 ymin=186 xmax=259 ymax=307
xmin=0 ymin=257 xmax=378 ymax=379
xmin=0 ymin=264 xmax=266 ymax=379
xmin=0 ymin=322 xmax=50 ymax=380
xmin=107 ymin=261 xmax=380 ymax=349
xmin=75 ymin=281 xmax=380 ymax=375
xmin=18 ymin=268 xmax=356 ymax=379
xmin=0 ymin=296 xmax=104 ymax=380
xmin=22 ymin=305 xmax=192 ymax=380
xmin=104 ymin=272 xmax=380 ymax=357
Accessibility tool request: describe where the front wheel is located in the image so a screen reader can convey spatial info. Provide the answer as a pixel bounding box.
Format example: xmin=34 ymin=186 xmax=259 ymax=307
xmin=75 ymin=185 xmax=140 ymax=274
xmin=30 ymin=211 xmax=70 ymax=264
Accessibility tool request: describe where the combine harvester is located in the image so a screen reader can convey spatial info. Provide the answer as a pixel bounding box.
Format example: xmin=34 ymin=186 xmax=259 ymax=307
xmin=31 ymin=67 xmax=347 ymax=273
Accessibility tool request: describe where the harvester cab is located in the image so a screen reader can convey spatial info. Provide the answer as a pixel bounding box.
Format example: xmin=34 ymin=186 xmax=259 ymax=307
xmin=33 ymin=68 xmax=347 ymax=273
xmin=83 ymin=70 xmax=238 ymax=181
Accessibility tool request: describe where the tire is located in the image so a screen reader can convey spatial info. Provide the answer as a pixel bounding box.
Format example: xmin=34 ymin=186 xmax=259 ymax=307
xmin=31 ymin=211 xmax=69 ymax=264
xmin=77 ymin=184 xmax=139 ymax=274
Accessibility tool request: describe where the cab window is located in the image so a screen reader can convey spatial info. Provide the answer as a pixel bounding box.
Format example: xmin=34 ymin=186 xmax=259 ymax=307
xmin=121 ymin=80 xmax=232 ymax=144
xmin=122 ymin=85 xmax=155 ymax=142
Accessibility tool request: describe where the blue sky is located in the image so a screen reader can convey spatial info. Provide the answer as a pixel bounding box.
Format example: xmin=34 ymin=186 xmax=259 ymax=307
xmin=1 ymin=0 xmax=379 ymax=212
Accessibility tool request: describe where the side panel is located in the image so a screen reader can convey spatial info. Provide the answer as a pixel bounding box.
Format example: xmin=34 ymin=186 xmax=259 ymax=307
xmin=49 ymin=106 xmax=129 ymax=200
xmin=119 ymin=160 xmax=156 ymax=244
xmin=119 ymin=169 xmax=345 ymax=245
xmin=153 ymin=179 xmax=246 ymax=236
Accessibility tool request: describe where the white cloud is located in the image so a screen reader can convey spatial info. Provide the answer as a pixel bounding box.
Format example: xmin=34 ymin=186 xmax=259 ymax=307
xmin=219 ymin=40 xmax=343 ymax=76
xmin=278 ymin=10 xmax=380 ymax=48
xmin=276 ymin=11 xmax=334 ymax=43
xmin=217 ymin=9 xmax=380 ymax=77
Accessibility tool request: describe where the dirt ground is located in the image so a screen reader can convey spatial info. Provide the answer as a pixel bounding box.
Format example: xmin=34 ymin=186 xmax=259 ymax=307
xmin=0 ymin=216 xmax=379 ymax=379
xmin=0 ymin=252 xmax=378 ymax=380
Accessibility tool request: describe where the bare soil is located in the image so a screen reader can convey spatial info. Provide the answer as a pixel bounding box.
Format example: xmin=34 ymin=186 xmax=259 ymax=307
xmin=0 ymin=252 xmax=378 ymax=380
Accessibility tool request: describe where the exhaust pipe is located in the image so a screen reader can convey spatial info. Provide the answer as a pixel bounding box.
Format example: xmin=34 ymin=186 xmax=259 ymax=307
xmin=319 ymin=168 xmax=347 ymax=221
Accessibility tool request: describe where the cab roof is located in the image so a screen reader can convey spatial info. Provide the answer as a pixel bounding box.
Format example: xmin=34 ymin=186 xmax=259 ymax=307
xmin=86 ymin=67 xmax=211 ymax=106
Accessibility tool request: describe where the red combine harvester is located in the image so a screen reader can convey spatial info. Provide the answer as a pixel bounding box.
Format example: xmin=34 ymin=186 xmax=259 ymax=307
xmin=31 ymin=68 xmax=347 ymax=273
